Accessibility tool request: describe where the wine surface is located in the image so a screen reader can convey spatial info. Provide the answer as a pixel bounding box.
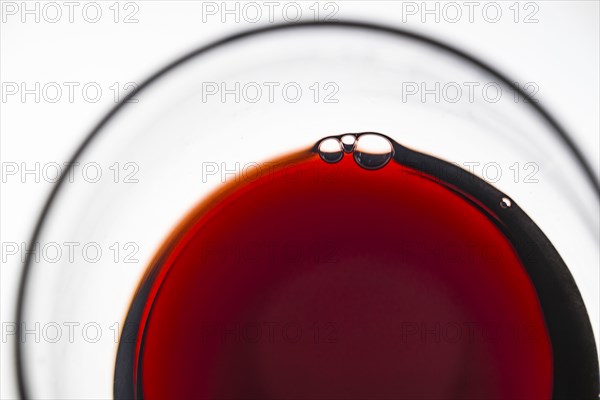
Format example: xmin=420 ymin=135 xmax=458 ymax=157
xmin=123 ymin=134 xmax=552 ymax=399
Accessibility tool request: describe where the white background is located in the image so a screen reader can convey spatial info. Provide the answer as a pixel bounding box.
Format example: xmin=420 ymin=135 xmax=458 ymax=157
xmin=1 ymin=1 xmax=599 ymax=398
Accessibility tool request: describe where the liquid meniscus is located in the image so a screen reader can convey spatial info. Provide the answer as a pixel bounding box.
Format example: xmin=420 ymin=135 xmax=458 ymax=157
xmin=115 ymin=133 xmax=571 ymax=399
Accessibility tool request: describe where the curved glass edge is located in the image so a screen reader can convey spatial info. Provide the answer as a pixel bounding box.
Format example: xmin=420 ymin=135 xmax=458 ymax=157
xmin=15 ymin=21 xmax=599 ymax=400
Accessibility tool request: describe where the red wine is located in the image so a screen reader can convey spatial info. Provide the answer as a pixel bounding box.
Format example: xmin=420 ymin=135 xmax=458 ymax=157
xmin=118 ymin=133 xmax=556 ymax=399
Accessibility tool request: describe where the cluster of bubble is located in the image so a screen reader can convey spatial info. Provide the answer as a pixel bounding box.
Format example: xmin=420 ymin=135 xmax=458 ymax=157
xmin=317 ymin=133 xmax=394 ymax=170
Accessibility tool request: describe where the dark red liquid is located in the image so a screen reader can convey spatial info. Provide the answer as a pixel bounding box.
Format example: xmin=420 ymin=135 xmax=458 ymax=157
xmin=132 ymin=148 xmax=552 ymax=399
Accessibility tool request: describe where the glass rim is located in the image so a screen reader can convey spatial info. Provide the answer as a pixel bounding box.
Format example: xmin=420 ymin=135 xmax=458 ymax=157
xmin=15 ymin=20 xmax=600 ymax=400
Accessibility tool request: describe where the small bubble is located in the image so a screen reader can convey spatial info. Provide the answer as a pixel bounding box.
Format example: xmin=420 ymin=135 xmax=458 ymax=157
xmin=500 ymin=197 xmax=512 ymax=209
xmin=354 ymin=134 xmax=394 ymax=170
xmin=340 ymin=135 xmax=356 ymax=153
xmin=318 ymin=138 xmax=344 ymax=164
